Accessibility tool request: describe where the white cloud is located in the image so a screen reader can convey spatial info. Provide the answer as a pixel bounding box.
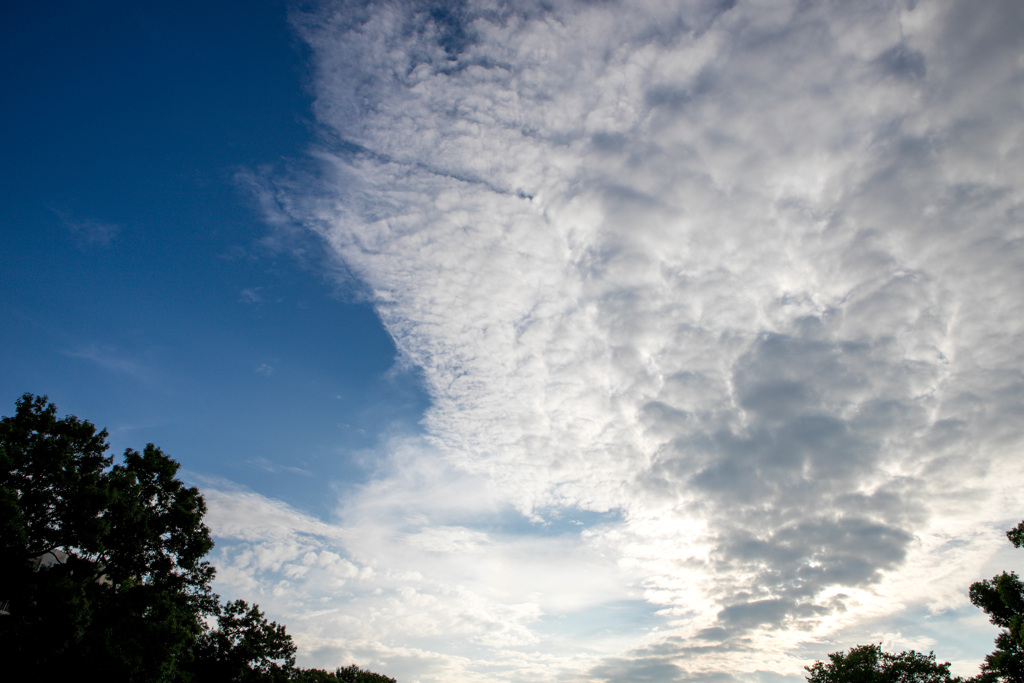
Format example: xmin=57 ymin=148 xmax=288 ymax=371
xmin=53 ymin=208 xmax=120 ymax=247
xmin=204 ymin=438 xmax=646 ymax=681
xmin=62 ymin=343 xmax=155 ymax=381
xmin=227 ymin=0 xmax=1024 ymax=679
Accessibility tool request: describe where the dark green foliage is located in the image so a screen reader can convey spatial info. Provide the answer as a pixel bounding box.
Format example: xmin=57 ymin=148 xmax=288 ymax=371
xmin=804 ymin=644 xmax=965 ymax=683
xmin=0 ymin=393 xmax=111 ymax=565
xmin=969 ymin=521 xmax=1024 ymax=683
xmin=0 ymin=394 xmax=397 ymax=682
xmin=292 ymin=671 xmax=343 ymax=683
xmin=192 ymin=599 xmax=297 ymax=682
xmin=291 ymin=665 xmax=397 ymax=683
xmin=104 ymin=445 xmax=216 ymax=593
xmin=0 ymin=394 xmax=215 ymax=680
xmin=335 ymin=664 xmax=398 ymax=683
xmin=1008 ymin=522 xmax=1024 ymax=551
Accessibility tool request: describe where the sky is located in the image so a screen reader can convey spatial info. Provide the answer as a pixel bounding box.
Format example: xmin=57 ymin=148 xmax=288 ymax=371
xmin=2 ymin=0 xmax=1024 ymax=681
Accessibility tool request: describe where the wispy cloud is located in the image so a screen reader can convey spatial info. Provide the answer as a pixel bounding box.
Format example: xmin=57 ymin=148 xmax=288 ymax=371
xmin=223 ymin=1 xmax=1024 ymax=680
xmin=62 ymin=343 xmax=154 ymax=382
xmin=248 ymin=456 xmax=313 ymax=477
xmin=241 ymin=287 xmax=264 ymax=304
xmin=52 ymin=208 xmax=120 ymax=247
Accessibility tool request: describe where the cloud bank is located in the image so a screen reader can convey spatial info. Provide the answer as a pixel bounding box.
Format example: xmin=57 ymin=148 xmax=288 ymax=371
xmin=210 ymin=1 xmax=1024 ymax=680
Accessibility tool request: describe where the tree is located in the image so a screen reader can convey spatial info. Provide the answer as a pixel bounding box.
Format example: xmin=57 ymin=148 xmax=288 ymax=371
xmin=0 ymin=393 xmax=111 ymax=569
xmin=334 ymin=664 xmax=398 ymax=683
xmin=192 ymin=599 xmax=297 ymax=682
xmin=969 ymin=521 xmax=1024 ymax=683
xmin=0 ymin=394 xmax=398 ymax=682
xmin=0 ymin=394 xmax=215 ymax=680
xmin=805 ymin=644 xmax=965 ymax=683
xmin=291 ymin=665 xmax=397 ymax=683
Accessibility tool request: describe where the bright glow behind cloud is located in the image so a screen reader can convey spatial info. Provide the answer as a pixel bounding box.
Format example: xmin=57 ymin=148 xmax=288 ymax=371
xmin=214 ymin=1 xmax=1024 ymax=680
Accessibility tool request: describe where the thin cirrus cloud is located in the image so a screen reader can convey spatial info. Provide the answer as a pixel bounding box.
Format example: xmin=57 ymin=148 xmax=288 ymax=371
xmin=206 ymin=1 xmax=1024 ymax=681
xmin=51 ymin=208 xmax=121 ymax=247
xmin=62 ymin=343 xmax=155 ymax=382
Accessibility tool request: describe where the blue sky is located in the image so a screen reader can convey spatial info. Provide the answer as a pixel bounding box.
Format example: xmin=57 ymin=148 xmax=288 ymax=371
xmin=1 ymin=0 xmax=426 ymax=514
xmin=3 ymin=1 xmax=1024 ymax=681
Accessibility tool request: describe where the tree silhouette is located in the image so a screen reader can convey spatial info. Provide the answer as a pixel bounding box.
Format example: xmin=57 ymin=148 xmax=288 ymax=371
xmin=970 ymin=520 xmax=1024 ymax=683
xmin=1 ymin=394 xmax=397 ymax=682
xmin=804 ymin=643 xmax=965 ymax=683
